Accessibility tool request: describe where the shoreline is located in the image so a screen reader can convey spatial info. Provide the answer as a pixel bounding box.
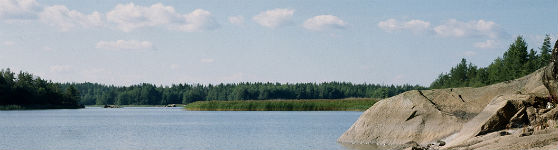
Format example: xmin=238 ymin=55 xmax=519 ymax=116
xmin=85 ymin=104 xmax=186 ymax=108
xmin=184 ymin=98 xmax=377 ymax=111
xmin=0 ymin=104 xmax=85 ymax=110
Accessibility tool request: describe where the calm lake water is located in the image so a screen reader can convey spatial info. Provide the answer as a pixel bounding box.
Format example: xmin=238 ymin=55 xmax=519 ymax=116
xmin=0 ymin=107 xmax=363 ymax=150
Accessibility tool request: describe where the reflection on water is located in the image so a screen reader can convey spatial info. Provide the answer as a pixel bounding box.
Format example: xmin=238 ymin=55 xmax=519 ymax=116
xmin=0 ymin=107 xmax=364 ymax=150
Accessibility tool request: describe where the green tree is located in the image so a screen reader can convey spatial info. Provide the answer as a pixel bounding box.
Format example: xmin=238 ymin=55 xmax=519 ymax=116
xmin=183 ymin=88 xmax=205 ymax=104
xmin=64 ymin=85 xmax=80 ymax=106
xmin=539 ymin=34 xmax=552 ymax=67
xmin=431 ymin=35 xmax=553 ymax=89
xmin=502 ymin=36 xmax=529 ymax=79
xmin=0 ymin=68 xmax=82 ymax=109
xmin=524 ymin=48 xmax=540 ymax=74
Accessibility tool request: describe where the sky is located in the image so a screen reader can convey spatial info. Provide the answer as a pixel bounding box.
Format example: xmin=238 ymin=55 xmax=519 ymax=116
xmin=0 ymin=0 xmax=556 ymax=86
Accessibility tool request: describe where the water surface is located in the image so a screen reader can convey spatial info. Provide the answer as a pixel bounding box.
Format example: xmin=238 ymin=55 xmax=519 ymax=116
xmin=0 ymin=107 xmax=362 ymax=150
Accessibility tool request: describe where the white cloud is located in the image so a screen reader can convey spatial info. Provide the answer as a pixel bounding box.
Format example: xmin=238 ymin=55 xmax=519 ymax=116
xmin=39 ymin=5 xmax=104 ymax=31
xmin=378 ymin=19 xmax=398 ymax=31
xmin=200 ymin=58 xmax=215 ymax=63
xmin=171 ymin=9 xmax=219 ymax=32
xmin=474 ymin=40 xmax=496 ymax=49
xmin=2 ymin=41 xmax=15 ymax=46
xmin=0 ymin=0 xmax=39 ymax=20
xmin=228 ymin=15 xmax=244 ymax=25
xmin=378 ymin=19 xmax=504 ymax=38
xmin=303 ymin=15 xmax=347 ymax=31
xmin=96 ymin=40 xmax=153 ymax=50
xmin=377 ymin=19 xmax=430 ymax=33
xmin=253 ymin=8 xmax=294 ymax=28
xmin=403 ymin=20 xmax=430 ymax=33
xmin=433 ymin=19 xmax=502 ymax=38
xmin=379 ymin=18 xmax=505 ymax=48
xmin=106 ymin=3 xmax=178 ymax=32
xmin=106 ymin=3 xmax=217 ymax=32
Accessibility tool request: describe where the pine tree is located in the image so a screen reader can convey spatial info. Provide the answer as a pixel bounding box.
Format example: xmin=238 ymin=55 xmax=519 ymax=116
xmin=431 ymin=35 xmax=553 ymax=89
xmin=539 ymin=34 xmax=552 ymax=67
xmin=502 ymin=36 xmax=528 ymax=79
xmin=525 ymin=49 xmax=539 ymax=74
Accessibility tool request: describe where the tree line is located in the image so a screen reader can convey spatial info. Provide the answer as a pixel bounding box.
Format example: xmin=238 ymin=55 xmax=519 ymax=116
xmin=430 ymin=35 xmax=554 ymax=89
xmin=62 ymin=82 xmax=427 ymax=105
xmin=4 ymin=35 xmax=551 ymax=107
xmin=0 ymin=69 xmax=82 ymax=108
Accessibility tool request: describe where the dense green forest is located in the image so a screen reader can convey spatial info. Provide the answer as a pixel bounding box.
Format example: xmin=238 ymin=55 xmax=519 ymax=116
xmin=0 ymin=69 xmax=82 ymax=109
xmin=7 ymin=35 xmax=549 ymax=107
xmin=430 ymin=35 xmax=554 ymax=89
xmin=62 ymin=82 xmax=426 ymax=105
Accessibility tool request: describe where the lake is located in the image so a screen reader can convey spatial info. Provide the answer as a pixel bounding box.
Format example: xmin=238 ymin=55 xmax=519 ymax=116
xmin=0 ymin=107 xmax=363 ymax=150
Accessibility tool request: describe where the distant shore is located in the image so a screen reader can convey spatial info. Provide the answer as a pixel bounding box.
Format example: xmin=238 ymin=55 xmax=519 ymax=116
xmin=184 ymin=98 xmax=377 ymax=111
xmin=0 ymin=104 xmax=85 ymax=110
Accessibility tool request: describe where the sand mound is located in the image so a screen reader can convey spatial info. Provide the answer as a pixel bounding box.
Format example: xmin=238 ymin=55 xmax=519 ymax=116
xmin=338 ymin=41 xmax=558 ymax=150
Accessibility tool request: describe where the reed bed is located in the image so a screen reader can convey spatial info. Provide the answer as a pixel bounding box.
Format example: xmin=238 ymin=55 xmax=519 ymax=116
xmin=184 ymin=98 xmax=377 ymax=111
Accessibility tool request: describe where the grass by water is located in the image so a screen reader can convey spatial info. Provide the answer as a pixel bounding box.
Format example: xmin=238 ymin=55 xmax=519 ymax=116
xmin=86 ymin=104 xmax=186 ymax=107
xmin=184 ymin=98 xmax=377 ymax=111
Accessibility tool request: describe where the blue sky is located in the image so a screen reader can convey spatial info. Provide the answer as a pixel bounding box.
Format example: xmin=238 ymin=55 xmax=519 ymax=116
xmin=0 ymin=0 xmax=556 ymax=86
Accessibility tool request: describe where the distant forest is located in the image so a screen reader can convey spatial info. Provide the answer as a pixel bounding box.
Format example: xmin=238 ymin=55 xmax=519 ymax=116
xmin=61 ymin=82 xmax=426 ymax=105
xmin=2 ymin=35 xmax=552 ymax=107
xmin=431 ymin=35 xmax=554 ymax=89
xmin=0 ymin=69 xmax=82 ymax=109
